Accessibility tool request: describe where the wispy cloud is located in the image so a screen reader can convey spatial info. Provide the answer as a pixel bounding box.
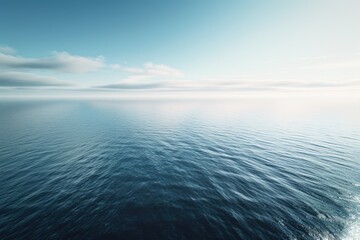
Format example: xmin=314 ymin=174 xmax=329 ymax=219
xmin=0 ymin=46 xmax=15 ymax=54
xmin=0 ymin=72 xmax=73 ymax=87
xmin=297 ymin=54 xmax=360 ymax=70
xmin=97 ymin=82 xmax=165 ymax=90
xmin=0 ymin=51 xmax=104 ymax=73
xmin=99 ymin=62 xmax=184 ymax=90
xmin=1 ymin=45 xmax=359 ymax=95
xmin=115 ymin=62 xmax=183 ymax=79
xmin=96 ymin=77 xmax=360 ymax=92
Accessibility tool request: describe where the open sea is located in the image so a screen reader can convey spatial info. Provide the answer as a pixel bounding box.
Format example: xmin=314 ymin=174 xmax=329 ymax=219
xmin=0 ymin=98 xmax=359 ymax=240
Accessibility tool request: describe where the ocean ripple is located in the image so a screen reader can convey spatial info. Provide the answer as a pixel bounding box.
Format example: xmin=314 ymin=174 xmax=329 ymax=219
xmin=0 ymin=99 xmax=359 ymax=240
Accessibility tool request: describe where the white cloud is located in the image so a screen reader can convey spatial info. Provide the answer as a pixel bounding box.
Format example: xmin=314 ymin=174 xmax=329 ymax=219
xmin=2 ymin=45 xmax=358 ymax=94
xmin=51 ymin=52 xmax=104 ymax=73
xmin=0 ymin=51 xmax=104 ymax=73
xmin=0 ymin=46 xmax=15 ymax=54
xmin=0 ymin=72 xmax=73 ymax=87
xmin=97 ymin=81 xmax=165 ymax=89
xmin=121 ymin=62 xmax=183 ymax=78
xmin=109 ymin=64 xmax=121 ymax=69
xmin=96 ymin=76 xmax=360 ymax=91
xmin=144 ymin=62 xmax=183 ymax=77
xmin=98 ymin=62 xmax=184 ymax=90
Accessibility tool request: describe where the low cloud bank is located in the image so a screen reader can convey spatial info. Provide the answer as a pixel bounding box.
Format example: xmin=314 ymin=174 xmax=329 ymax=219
xmin=0 ymin=51 xmax=104 ymax=73
xmin=0 ymin=72 xmax=72 ymax=87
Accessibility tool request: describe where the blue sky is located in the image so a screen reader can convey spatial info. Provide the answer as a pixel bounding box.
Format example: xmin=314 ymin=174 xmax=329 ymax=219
xmin=0 ymin=0 xmax=359 ymax=97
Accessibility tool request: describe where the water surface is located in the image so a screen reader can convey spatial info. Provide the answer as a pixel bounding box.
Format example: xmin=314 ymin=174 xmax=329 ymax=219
xmin=0 ymin=98 xmax=359 ymax=239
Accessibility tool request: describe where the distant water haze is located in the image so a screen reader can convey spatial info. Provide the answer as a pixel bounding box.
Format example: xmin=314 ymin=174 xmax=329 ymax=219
xmin=0 ymin=98 xmax=359 ymax=239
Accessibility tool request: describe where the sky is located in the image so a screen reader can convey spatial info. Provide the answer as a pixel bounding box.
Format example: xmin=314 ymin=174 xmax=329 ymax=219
xmin=0 ymin=0 xmax=360 ymax=98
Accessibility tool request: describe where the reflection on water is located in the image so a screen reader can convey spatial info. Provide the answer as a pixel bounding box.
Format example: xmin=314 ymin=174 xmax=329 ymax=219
xmin=0 ymin=98 xmax=359 ymax=239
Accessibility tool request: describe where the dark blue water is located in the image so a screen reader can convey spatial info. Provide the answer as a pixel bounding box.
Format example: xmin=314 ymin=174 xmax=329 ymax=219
xmin=0 ymin=99 xmax=359 ymax=240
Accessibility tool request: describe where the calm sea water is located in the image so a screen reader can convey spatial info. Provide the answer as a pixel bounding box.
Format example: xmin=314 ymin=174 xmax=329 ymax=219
xmin=0 ymin=98 xmax=359 ymax=240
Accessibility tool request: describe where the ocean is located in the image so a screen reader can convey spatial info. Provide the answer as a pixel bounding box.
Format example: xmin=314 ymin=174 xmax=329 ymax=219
xmin=0 ymin=98 xmax=359 ymax=239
